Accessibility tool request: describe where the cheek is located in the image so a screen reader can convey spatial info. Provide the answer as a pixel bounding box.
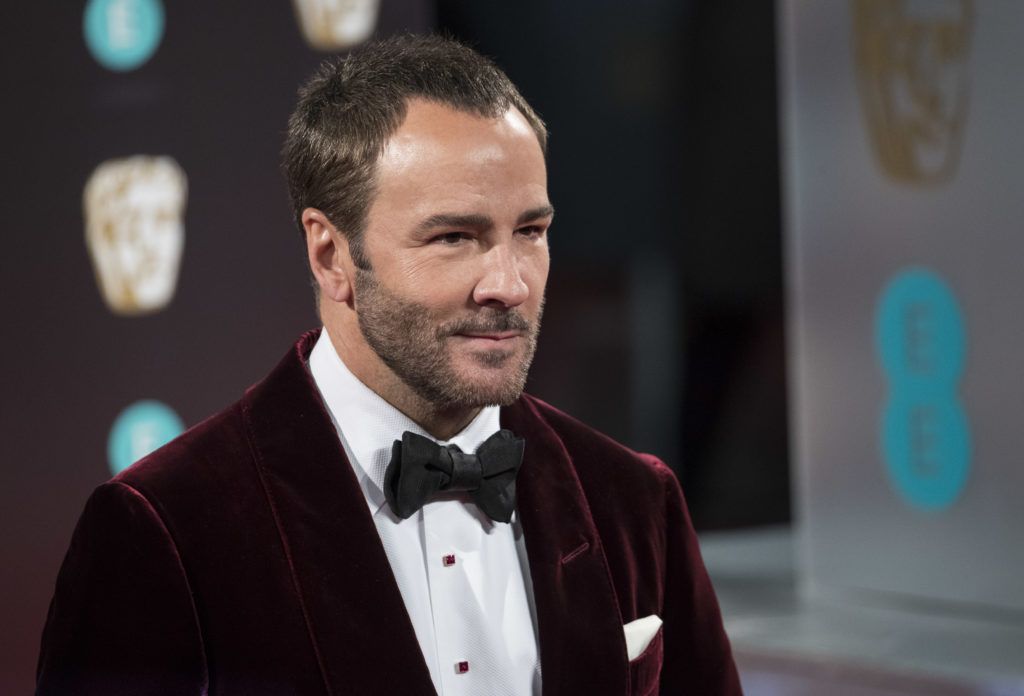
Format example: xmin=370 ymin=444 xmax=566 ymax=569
xmin=396 ymin=260 xmax=475 ymax=309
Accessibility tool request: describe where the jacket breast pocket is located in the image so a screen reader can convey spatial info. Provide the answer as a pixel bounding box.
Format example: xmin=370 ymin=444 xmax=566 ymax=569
xmin=628 ymin=625 xmax=663 ymax=696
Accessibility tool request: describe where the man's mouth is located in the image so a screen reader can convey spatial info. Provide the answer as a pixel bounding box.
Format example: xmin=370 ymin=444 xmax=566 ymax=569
xmin=456 ymin=331 xmax=523 ymax=341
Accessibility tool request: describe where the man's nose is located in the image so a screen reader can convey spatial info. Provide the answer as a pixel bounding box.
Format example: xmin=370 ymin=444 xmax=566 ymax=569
xmin=472 ymin=244 xmax=530 ymax=308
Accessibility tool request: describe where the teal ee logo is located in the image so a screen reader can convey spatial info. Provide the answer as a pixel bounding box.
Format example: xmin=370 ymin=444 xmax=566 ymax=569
xmin=107 ymin=400 xmax=184 ymax=475
xmin=84 ymin=0 xmax=164 ymax=72
xmin=876 ymin=267 xmax=970 ymax=511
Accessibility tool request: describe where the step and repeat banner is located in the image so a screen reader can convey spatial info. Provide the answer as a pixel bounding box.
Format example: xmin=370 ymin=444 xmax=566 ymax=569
xmin=781 ymin=0 xmax=1024 ymax=611
xmin=1 ymin=1 xmax=430 ymax=690
xmin=77 ymin=0 xmax=429 ymax=477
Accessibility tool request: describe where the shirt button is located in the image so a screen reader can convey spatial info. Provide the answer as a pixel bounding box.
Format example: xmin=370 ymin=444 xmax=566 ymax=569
xmin=442 ymin=553 xmax=456 ymax=567
xmin=456 ymin=661 xmax=470 ymax=674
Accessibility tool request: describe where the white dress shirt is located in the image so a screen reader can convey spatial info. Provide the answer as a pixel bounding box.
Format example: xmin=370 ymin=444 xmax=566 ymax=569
xmin=308 ymin=329 xmax=542 ymax=695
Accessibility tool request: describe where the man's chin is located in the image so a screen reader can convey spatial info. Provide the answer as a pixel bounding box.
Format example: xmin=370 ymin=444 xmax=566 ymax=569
xmin=445 ymin=366 xmax=529 ymax=407
xmin=470 ymin=388 xmax=527 ymax=408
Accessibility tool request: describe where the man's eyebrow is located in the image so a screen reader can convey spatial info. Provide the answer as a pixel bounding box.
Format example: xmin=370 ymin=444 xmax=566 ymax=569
xmin=517 ymin=205 xmax=555 ymax=225
xmin=415 ymin=205 xmax=555 ymax=232
xmin=416 ymin=213 xmax=494 ymax=232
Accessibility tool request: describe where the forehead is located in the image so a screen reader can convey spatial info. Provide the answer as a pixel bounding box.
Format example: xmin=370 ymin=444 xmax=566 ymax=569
xmin=370 ymin=99 xmax=547 ymax=218
xmin=385 ymin=98 xmax=539 ymax=153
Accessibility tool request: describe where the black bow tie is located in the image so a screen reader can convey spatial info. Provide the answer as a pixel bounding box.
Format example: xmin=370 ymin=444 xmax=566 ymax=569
xmin=383 ymin=429 xmax=525 ymax=523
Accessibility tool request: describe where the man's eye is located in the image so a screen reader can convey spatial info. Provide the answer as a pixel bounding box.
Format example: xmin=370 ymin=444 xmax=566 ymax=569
xmin=517 ymin=225 xmax=546 ymax=238
xmin=435 ymin=232 xmax=469 ymax=245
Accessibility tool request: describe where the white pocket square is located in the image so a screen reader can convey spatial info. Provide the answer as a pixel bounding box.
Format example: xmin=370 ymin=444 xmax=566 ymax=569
xmin=623 ymin=614 xmax=663 ymax=660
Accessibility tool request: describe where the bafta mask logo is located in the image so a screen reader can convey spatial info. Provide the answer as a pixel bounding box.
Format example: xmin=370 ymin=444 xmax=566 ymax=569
xmin=292 ymin=0 xmax=381 ymax=51
xmin=84 ymin=156 xmax=187 ymax=316
xmin=853 ymin=0 xmax=974 ymax=184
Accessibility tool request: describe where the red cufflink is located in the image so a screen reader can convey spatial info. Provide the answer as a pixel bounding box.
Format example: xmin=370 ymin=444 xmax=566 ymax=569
xmin=442 ymin=554 xmax=456 ymax=567
xmin=456 ymin=661 xmax=470 ymax=674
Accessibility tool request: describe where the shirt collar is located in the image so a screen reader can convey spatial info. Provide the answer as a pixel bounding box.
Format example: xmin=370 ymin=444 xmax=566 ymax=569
xmin=308 ymin=328 xmax=502 ymax=516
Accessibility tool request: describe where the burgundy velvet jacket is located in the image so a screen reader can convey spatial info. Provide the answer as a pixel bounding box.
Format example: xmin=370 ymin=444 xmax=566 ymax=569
xmin=37 ymin=331 xmax=741 ymax=695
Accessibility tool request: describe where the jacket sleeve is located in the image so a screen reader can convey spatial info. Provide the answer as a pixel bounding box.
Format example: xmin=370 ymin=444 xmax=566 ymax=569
xmin=36 ymin=481 xmax=208 ymax=695
xmin=654 ymin=461 xmax=743 ymax=695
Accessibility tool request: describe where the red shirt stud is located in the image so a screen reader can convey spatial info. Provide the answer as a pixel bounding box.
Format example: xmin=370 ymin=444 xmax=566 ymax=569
xmin=442 ymin=554 xmax=456 ymax=567
xmin=456 ymin=661 xmax=470 ymax=674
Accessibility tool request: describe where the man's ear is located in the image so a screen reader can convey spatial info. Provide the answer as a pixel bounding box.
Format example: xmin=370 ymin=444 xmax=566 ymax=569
xmin=303 ymin=208 xmax=354 ymax=304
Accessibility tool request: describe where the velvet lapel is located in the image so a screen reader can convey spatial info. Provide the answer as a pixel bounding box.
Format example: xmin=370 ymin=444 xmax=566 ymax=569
xmin=241 ymin=331 xmax=436 ymax=696
xmin=502 ymin=398 xmax=630 ymax=696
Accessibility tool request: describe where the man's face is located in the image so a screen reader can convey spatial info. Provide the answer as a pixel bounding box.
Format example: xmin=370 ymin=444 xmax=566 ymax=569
xmin=354 ymin=99 xmax=551 ymax=409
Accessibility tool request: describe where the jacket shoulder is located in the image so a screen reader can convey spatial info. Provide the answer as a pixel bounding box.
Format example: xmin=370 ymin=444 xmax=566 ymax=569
xmin=112 ymin=398 xmax=252 ymax=505
xmin=517 ymin=393 xmax=675 ymax=494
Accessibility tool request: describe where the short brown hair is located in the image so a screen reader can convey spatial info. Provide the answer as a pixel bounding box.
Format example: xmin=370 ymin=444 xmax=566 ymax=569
xmin=282 ymin=34 xmax=547 ymax=270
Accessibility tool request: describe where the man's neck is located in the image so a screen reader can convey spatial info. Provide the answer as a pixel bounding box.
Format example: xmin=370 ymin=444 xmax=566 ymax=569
xmin=402 ymin=400 xmax=482 ymax=442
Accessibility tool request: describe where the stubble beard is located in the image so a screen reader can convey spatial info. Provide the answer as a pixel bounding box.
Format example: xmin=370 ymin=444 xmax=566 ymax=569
xmin=354 ymin=268 xmax=543 ymax=409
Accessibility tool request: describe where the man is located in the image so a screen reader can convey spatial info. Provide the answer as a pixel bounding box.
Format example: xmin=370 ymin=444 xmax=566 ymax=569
xmin=37 ymin=35 xmax=741 ymax=695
